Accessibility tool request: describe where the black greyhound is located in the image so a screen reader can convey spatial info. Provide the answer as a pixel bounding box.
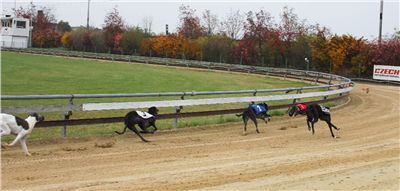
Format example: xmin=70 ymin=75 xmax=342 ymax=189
xmin=236 ymin=102 xmax=271 ymax=135
xmin=288 ymin=103 xmax=340 ymax=138
xmin=115 ymin=106 xmax=159 ymax=142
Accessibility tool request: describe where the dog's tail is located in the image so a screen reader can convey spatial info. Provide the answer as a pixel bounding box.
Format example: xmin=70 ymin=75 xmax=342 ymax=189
xmin=115 ymin=126 xmax=127 ymax=135
xmin=236 ymin=113 xmax=243 ymax=117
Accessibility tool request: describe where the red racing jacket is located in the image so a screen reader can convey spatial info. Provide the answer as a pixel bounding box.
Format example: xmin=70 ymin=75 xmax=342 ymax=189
xmin=296 ymin=103 xmax=307 ymax=111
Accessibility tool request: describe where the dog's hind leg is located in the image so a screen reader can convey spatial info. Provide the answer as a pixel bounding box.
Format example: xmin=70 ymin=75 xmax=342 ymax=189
xmin=311 ymin=121 xmax=315 ymax=135
xmin=115 ymin=126 xmax=128 ymax=135
xmin=0 ymin=123 xmax=11 ymax=136
xmin=326 ymin=121 xmax=336 ymax=138
xmin=249 ymin=114 xmax=259 ymax=133
xmin=243 ymin=116 xmax=248 ymax=135
xmin=8 ymin=131 xmax=27 ymax=146
xmin=128 ymin=125 xmax=149 ymax=142
xmin=328 ymin=121 xmax=340 ymax=131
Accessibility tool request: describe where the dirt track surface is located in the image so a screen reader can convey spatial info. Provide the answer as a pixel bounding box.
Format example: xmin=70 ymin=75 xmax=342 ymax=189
xmin=1 ymin=83 xmax=399 ymax=190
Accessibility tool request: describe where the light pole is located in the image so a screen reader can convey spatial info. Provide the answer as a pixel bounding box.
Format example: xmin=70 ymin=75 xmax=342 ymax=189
xmin=86 ymin=0 xmax=91 ymax=30
xmin=29 ymin=17 xmax=33 ymax=48
xmin=378 ymin=0 xmax=383 ymax=43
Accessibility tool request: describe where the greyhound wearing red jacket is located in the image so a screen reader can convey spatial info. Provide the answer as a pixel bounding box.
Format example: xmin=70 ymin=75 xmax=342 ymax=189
xmin=288 ymin=103 xmax=340 ymax=138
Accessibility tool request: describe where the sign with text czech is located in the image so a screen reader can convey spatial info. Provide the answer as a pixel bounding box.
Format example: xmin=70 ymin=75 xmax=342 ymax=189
xmin=373 ymin=65 xmax=400 ymax=82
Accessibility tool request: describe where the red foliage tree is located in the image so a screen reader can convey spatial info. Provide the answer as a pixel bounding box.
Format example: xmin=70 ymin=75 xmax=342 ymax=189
xmin=368 ymin=39 xmax=400 ymax=66
xmin=239 ymin=9 xmax=278 ymax=66
xmin=278 ymin=6 xmax=308 ymax=68
xmin=14 ymin=3 xmax=60 ymax=48
xmin=103 ymin=7 xmax=124 ymax=52
xmin=234 ymin=39 xmax=258 ymax=65
xmin=113 ymin=33 xmax=123 ymax=52
xmin=177 ymin=5 xmax=204 ymax=39
xmin=83 ymin=32 xmax=92 ymax=51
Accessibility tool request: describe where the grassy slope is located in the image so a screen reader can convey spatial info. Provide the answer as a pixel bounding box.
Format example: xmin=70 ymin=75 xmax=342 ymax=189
xmin=1 ymin=51 xmax=313 ymax=141
xmin=1 ymin=52 xmax=306 ymax=95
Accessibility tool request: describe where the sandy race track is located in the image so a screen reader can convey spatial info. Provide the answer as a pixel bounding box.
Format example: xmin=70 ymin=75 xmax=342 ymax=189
xmin=1 ymin=83 xmax=399 ymax=191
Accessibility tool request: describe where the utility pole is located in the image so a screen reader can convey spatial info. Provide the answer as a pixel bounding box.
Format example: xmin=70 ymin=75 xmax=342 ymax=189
xmin=378 ymin=0 xmax=383 ymax=43
xmin=86 ymin=0 xmax=91 ymax=30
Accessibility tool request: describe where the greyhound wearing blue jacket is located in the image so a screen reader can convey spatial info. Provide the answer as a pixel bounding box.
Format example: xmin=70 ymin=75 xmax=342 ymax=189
xmin=236 ymin=102 xmax=271 ymax=135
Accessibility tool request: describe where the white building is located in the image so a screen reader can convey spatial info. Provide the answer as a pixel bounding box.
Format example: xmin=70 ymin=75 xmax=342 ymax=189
xmin=1 ymin=15 xmax=31 ymax=48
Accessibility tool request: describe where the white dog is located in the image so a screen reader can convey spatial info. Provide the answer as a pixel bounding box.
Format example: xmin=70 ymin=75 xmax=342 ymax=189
xmin=1 ymin=113 xmax=44 ymax=156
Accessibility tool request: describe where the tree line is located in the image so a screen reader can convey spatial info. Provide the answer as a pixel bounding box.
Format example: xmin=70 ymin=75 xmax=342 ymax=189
xmin=14 ymin=3 xmax=400 ymax=78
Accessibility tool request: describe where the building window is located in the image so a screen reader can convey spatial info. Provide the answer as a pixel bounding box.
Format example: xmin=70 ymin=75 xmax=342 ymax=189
xmin=16 ymin=21 xmax=26 ymax=29
xmin=1 ymin=20 xmax=11 ymax=27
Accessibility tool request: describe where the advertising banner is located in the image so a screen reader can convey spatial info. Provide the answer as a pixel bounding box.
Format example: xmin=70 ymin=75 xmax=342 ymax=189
xmin=373 ymin=65 xmax=400 ymax=82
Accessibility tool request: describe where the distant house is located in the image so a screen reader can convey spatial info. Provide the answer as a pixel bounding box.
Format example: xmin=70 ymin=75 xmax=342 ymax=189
xmin=1 ymin=15 xmax=32 ymax=48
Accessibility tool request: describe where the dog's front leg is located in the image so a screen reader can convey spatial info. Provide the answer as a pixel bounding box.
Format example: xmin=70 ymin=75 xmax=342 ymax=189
xmin=151 ymin=124 xmax=158 ymax=133
xmin=311 ymin=122 xmax=315 ymax=135
xmin=263 ymin=117 xmax=268 ymax=124
xmin=20 ymin=137 xmax=31 ymax=156
xmin=306 ymin=118 xmax=311 ymax=131
xmin=262 ymin=114 xmax=271 ymax=124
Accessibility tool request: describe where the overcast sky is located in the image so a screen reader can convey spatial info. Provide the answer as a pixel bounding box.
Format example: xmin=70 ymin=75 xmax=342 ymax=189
xmin=2 ymin=0 xmax=399 ymax=40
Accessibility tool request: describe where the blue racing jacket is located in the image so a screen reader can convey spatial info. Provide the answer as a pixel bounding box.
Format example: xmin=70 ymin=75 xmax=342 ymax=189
xmin=250 ymin=104 xmax=268 ymax=115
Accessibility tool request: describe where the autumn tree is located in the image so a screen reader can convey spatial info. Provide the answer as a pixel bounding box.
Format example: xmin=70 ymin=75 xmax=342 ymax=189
xmin=239 ymin=9 xmax=276 ymax=66
xmin=368 ymin=38 xmax=400 ymax=66
xmin=201 ymin=35 xmax=235 ymax=63
xmin=201 ymin=10 xmax=218 ymax=36
xmin=221 ymin=9 xmax=244 ymax=39
xmin=279 ymin=6 xmax=308 ymax=68
xmin=310 ymin=26 xmax=331 ymax=72
xmin=61 ymin=31 xmax=72 ymax=49
xmin=233 ymin=39 xmax=258 ymax=65
xmin=140 ymin=38 xmax=154 ymax=56
xmin=140 ymin=34 xmax=201 ymax=60
xmin=326 ymin=35 xmax=368 ymax=76
xmin=103 ymin=7 xmax=124 ymax=52
xmin=56 ymin=20 xmax=71 ymax=34
xmin=177 ymin=5 xmax=204 ymax=39
xmin=182 ymin=38 xmax=202 ymax=60
xmin=140 ymin=35 xmax=179 ymax=57
xmin=83 ymin=31 xmax=93 ymax=51
xmin=149 ymin=35 xmax=174 ymax=57
xmin=120 ymin=27 xmax=146 ymax=55
xmin=13 ymin=2 xmax=37 ymax=20
xmin=142 ymin=16 xmax=153 ymax=36
xmin=70 ymin=27 xmax=86 ymax=51
xmin=91 ymin=30 xmax=107 ymax=53
xmin=14 ymin=3 xmax=60 ymax=47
